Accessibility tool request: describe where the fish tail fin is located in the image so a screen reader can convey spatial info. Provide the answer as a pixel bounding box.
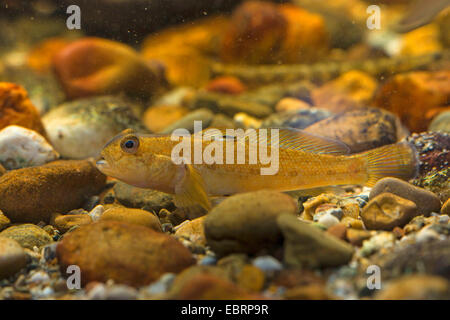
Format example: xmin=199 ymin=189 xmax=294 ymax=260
xmin=361 ymin=141 xmax=419 ymax=187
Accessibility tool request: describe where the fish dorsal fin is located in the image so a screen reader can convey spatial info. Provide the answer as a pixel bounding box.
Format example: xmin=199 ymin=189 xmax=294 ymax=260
xmin=274 ymin=128 xmax=350 ymax=155
xmin=194 ymin=127 xmax=349 ymax=155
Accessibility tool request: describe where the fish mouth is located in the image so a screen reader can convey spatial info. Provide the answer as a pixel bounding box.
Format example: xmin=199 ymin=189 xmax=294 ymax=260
xmin=96 ymin=157 xmax=111 ymax=173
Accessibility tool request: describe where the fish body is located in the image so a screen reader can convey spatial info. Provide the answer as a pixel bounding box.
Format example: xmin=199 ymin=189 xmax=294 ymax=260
xmin=97 ymin=128 xmax=418 ymax=211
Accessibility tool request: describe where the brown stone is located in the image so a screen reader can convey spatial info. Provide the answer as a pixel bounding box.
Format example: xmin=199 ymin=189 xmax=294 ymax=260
xmin=53 ymin=37 xmax=166 ymax=99
xmin=142 ymin=105 xmax=188 ymax=133
xmin=346 ymin=228 xmax=372 ymax=246
xmin=370 ymin=177 xmax=442 ymax=217
xmin=277 ymin=214 xmax=354 ymax=268
xmin=0 ymin=224 xmax=53 ymax=249
xmin=0 ymin=160 xmax=106 ymax=223
xmin=375 ymin=275 xmax=449 ymax=300
xmin=204 ymin=191 xmax=298 ymax=256
xmin=0 ymin=237 xmax=28 ymax=280
xmin=284 ymin=284 xmax=332 ymax=300
xmin=374 ymin=71 xmax=450 ymax=132
xmin=220 ymin=1 xmax=329 ymax=64
xmin=327 ymin=223 xmax=347 ymax=241
xmin=236 ymin=265 xmax=265 ymax=292
xmin=361 ymin=193 xmax=418 ymax=230
xmin=0 ymin=82 xmax=46 ymax=136
xmin=142 ymin=16 xmax=228 ymax=87
xmin=312 ymin=70 xmax=377 ymax=113
xmin=27 ymin=37 xmax=72 ymax=73
xmin=205 ymin=76 xmax=247 ymax=95
xmin=56 ymin=221 xmax=195 ymax=287
xmin=51 ymin=214 xmax=93 ymax=234
xmin=174 ymin=216 xmax=206 ymax=245
xmin=100 ymin=207 xmax=162 ymax=232
xmin=171 ymin=274 xmax=260 ymax=300
xmin=304 ymin=107 xmax=403 ymax=153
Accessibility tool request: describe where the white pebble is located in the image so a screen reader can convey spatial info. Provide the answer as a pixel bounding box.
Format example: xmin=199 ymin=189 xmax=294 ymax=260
xmin=0 ymin=125 xmax=58 ymax=169
xmin=28 ymin=271 xmax=50 ymax=283
xmin=88 ymin=205 xmax=105 ymax=221
xmin=415 ymin=227 xmax=442 ymax=243
xmin=317 ymin=212 xmax=340 ymax=228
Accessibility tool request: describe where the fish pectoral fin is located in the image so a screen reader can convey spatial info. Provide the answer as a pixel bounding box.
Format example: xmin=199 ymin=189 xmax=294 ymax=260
xmin=271 ymin=128 xmax=350 ymax=155
xmin=174 ymin=163 xmax=212 ymax=212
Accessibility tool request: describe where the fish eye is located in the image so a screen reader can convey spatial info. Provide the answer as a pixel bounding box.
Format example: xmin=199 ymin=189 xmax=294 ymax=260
xmin=120 ymin=135 xmax=140 ymax=154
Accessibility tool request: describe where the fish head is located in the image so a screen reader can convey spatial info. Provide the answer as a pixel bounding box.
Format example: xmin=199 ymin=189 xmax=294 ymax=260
xmin=96 ymin=129 xmax=153 ymax=188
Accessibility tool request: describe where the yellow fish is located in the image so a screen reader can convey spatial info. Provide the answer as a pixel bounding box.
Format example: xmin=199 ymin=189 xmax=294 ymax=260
xmin=96 ymin=128 xmax=418 ymax=212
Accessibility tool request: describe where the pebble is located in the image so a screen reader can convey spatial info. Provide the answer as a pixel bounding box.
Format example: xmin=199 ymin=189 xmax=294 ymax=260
xmin=143 ymin=273 xmax=176 ymax=296
xmin=113 ymin=181 xmax=175 ymax=213
xmin=28 ymin=270 xmax=50 ymax=283
xmin=204 ymin=191 xmax=298 ymax=256
xmin=326 ymin=223 xmax=347 ymax=241
xmin=370 ymin=177 xmax=442 ymax=216
xmin=87 ymin=283 xmax=138 ymax=300
xmin=199 ymin=256 xmax=217 ymax=266
xmin=261 ymin=108 xmax=332 ymax=130
xmin=316 ymin=212 xmax=341 ymax=229
xmin=361 ymin=193 xmax=418 ymax=230
xmin=205 ymin=76 xmax=247 ymax=95
xmin=0 ymin=160 xmax=106 ymax=223
xmin=88 ymin=205 xmax=105 ymax=222
xmin=50 ymin=213 xmax=93 ymax=234
xmin=275 ymin=97 xmax=311 ymax=113
xmin=360 ymin=232 xmax=395 ymax=257
xmin=429 ymin=110 xmax=450 ymax=133
xmin=0 ymin=125 xmax=59 ymax=170
xmin=41 ymin=243 xmax=57 ymax=263
xmin=236 ymin=265 xmax=265 ymax=292
xmin=277 ymin=214 xmax=354 ymax=268
xmin=0 ymin=224 xmax=52 ymax=249
xmin=174 ymin=216 xmax=206 ymax=246
xmin=56 ymin=221 xmax=195 ymax=287
xmin=0 ymin=237 xmax=28 ymax=280
xmin=42 ymin=96 xmax=148 ymax=159
xmin=252 ymin=256 xmax=283 ymax=273
xmin=190 ymin=92 xmax=272 ymax=119
xmin=415 ymin=226 xmax=442 ymax=243
xmin=346 ymin=228 xmax=372 ymax=247
xmin=100 ymin=207 xmax=162 ymax=232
